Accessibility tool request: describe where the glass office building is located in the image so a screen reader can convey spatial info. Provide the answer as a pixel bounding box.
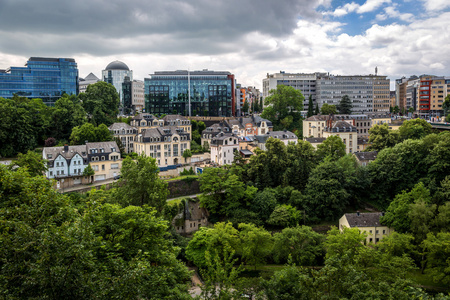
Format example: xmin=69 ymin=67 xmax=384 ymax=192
xmin=0 ymin=57 xmax=78 ymax=106
xmin=102 ymin=61 xmax=133 ymax=110
xmin=144 ymin=70 xmax=236 ymax=117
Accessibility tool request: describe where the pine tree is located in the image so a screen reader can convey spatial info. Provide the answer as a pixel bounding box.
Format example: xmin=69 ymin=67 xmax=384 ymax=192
xmin=315 ymin=103 xmax=320 ymax=115
xmin=338 ymin=95 xmax=352 ymax=114
xmin=307 ymin=95 xmax=314 ymax=117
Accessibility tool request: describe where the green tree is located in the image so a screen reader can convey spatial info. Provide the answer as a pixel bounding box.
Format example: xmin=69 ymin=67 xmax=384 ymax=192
xmin=80 ymin=81 xmax=119 ymax=126
xmin=381 ymin=182 xmax=431 ymax=233
xmin=367 ymin=123 xmax=400 ymax=151
xmin=50 ymin=94 xmax=86 ymax=141
xmin=314 ymin=103 xmax=320 ymax=115
xmin=325 ymin=226 xmax=366 ymax=259
xmin=320 ymin=103 xmax=337 ymax=115
xmin=307 ymin=95 xmax=314 ymax=117
xmin=376 ymin=232 xmax=417 ymax=257
xmin=243 ymin=100 xmax=249 ymax=114
xmin=113 ymin=153 xmax=168 ymax=211
xmin=250 ymin=189 xmax=278 ymax=222
xmin=272 ymin=226 xmax=325 ymax=265
xmin=422 ymin=232 xmax=450 ymax=285
xmin=10 ymin=150 xmax=47 ymax=177
xmin=82 ymin=163 xmax=95 ymax=183
xmin=393 ymin=105 xmax=400 ymax=114
xmin=238 ymin=223 xmax=273 ymax=268
xmin=182 ymin=149 xmax=192 ymax=163
xmin=443 ymin=95 xmax=450 ymax=117
xmin=399 ymin=118 xmax=433 ymax=140
xmin=267 ymin=204 xmax=302 ymax=227
xmin=427 ymin=132 xmax=450 ymax=184
xmin=316 ymin=135 xmax=346 ymax=161
xmin=338 ymin=95 xmax=352 ymax=114
xmin=69 ymin=122 xmax=112 ymax=145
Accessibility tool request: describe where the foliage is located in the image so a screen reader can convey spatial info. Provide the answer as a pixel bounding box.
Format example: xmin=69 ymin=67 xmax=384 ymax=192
xmin=243 ymin=99 xmax=249 ymax=114
xmin=367 ymin=123 xmax=400 ymax=151
xmin=320 ymin=103 xmax=337 ymax=115
xmin=69 ymin=122 xmax=113 ymax=145
xmin=238 ymin=223 xmax=273 ymax=268
xmin=324 ymin=226 xmax=366 ymax=259
xmin=79 ymin=81 xmax=119 ymax=126
xmin=0 ymin=165 xmax=191 ymax=299
xmin=113 ymin=153 xmax=169 ymax=211
xmin=44 ymin=137 xmax=56 ymax=147
xmin=0 ymin=96 xmax=51 ymax=157
xmin=272 ymin=226 xmax=325 ymax=265
xmin=250 ymin=189 xmax=278 ymax=222
xmin=337 ymin=95 xmax=352 ymax=114
xmin=182 ymin=149 xmax=192 ymax=162
xmin=316 ymin=135 xmax=346 ymax=161
xmin=191 ymin=119 xmax=206 ymax=144
xmin=314 ymin=103 xmax=319 ymax=115
xmin=10 ymin=150 xmax=47 ymax=177
xmin=49 ymin=94 xmax=86 ymax=141
xmin=262 ymin=85 xmax=304 ymax=132
xmin=381 ymin=182 xmax=431 ymax=233
xmin=267 ymin=204 xmax=302 ymax=227
xmin=399 ymin=118 xmax=433 ymax=141
xmin=180 ymin=167 xmax=195 ymax=176
xmin=422 ymin=232 xmax=450 ymax=285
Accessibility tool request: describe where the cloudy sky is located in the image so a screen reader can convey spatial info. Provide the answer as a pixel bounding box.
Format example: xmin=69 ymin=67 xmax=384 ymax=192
xmin=0 ymin=0 xmax=449 ymax=90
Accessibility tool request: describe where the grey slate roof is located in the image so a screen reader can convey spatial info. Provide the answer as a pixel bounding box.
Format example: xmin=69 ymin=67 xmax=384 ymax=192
xmin=43 ymin=145 xmax=88 ymax=161
xmin=305 ymin=115 xmax=328 ymax=121
xmin=354 ymin=151 xmax=378 ymax=162
xmin=324 ymin=120 xmax=357 ymax=132
xmin=86 ymin=141 xmax=119 ymax=153
xmin=357 ymin=137 xmax=370 ymax=145
xmin=108 ymin=122 xmax=137 ymax=131
xmin=344 ymin=212 xmax=386 ymax=227
xmin=305 ymin=137 xmax=326 ymax=143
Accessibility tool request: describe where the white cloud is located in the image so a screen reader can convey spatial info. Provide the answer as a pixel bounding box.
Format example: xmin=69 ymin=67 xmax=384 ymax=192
xmin=421 ymin=0 xmax=450 ymax=11
xmin=325 ymin=0 xmax=391 ymax=17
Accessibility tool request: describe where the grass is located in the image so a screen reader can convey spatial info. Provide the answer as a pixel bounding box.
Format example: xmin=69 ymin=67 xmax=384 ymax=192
xmin=407 ymin=270 xmax=449 ymax=292
xmin=164 ymin=175 xmax=198 ymax=182
xmin=167 ymin=198 xmax=185 ymax=206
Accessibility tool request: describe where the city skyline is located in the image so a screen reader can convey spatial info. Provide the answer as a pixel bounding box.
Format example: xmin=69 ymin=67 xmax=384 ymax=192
xmin=0 ymin=0 xmax=449 ymax=90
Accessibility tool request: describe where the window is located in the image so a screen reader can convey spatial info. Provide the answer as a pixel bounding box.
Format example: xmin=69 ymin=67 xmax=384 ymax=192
xmin=382 ymin=230 xmax=386 ymax=234
xmin=56 ymin=162 xmax=59 ymax=167
xmin=376 ymin=230 xmax=379 ymax=234
xmin=47 ymin=154 xmax=52 ymax=159
xmin=102 ymin=165 xmax=105 ymax=171
xmin=57 ymin=170 xmax=60 ymax=175
xmin=61 ymin=170 xmax=64 ymax=175
xmin=50 ymin=171 xmax=53 ymax=176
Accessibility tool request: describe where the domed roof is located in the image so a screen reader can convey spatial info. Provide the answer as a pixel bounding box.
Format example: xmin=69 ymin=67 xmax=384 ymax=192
xmin=105 ymin=60 xmax=130 ymax=71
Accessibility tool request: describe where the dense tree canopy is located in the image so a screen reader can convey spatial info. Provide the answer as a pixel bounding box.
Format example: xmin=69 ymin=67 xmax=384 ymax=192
xmin=320 ymin=103 xmax=337 ymax=115
xmin=69 ymin=123 xmax=113 ymax=145
xmin=337 ymin=95 xmax=352 ymax=114
xmin=79 ymin=81 xmax=119 ymax=126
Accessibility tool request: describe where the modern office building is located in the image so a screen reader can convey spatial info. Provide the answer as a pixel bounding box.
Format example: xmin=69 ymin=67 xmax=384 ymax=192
xmin=316 ymin=74 xmax=390 ymax=113
xmin=262 ymin=71 xmax=325 ymax=111
xmin=0 ymin=57 xmax=78 ymax=106
xmin=263 ymin=71 xmax=390 ymax=113
xmin=122 ymin=77 xmax=145 ymax=114
xmin=144 ymin=69 xmax=236 ymax=117
xmin=102 ymin=61 xmax=133 ymax=110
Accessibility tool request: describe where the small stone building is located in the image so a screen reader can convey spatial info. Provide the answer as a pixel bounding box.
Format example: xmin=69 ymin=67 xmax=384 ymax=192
xmin=173 ymin=199 xmax=209 ymax=235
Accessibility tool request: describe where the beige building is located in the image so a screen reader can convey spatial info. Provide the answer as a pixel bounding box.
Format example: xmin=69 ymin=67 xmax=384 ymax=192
xmin=109 ymin=123 xmax=138 ymax=153
xmin=130 ymin=114 xmax=165 ymax=133
xmin=339 ymin=212 xmax=394 ymax=244
xmin=86 ymin=141 xmax=122 ymax=182
xmin=173 ymin=200 xmax=209 ymax=235
xmin=134 ymin=126 xmax=191 ymax=167
xmin=322 ymin=120 xmax=358 ymax=154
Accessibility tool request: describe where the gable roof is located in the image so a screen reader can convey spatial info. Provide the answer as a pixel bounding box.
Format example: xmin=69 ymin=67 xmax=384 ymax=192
xmin=354 ymin=151 xmax=378 ymax=162
xmin=344 ymin=212 xmax=386 ymax=227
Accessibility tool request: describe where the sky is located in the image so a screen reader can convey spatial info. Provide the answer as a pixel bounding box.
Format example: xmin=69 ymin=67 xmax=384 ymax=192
xmin=0 ymin=0 xmax=449 ymax=90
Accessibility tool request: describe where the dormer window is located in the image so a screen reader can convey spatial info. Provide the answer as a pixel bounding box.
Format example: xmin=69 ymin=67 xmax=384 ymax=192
xmin=47 ymin=154 xmax=52 ymax=159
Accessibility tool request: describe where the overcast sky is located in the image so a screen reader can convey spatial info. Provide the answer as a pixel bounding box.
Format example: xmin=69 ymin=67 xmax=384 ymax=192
xmin=0 ymin=0 xmax=449 ymax=90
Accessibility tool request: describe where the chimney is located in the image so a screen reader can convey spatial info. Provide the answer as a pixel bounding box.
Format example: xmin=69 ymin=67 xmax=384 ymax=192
xmin=64 ymin=144 xmax=69 ymax=152
xmin=356 ymin=211 xmax=360 ymax=216
xmin=85 ymin=140 xmax=88 ymax=145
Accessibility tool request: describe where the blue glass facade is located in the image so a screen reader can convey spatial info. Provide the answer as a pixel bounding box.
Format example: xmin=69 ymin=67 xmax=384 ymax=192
xmin=144 ymin=70 xmax=235 ymax=117
xmin=0 ymin=57 xmax=78 ymax=106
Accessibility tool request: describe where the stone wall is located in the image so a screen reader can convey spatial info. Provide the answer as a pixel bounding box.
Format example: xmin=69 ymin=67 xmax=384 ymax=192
xmin=167 ymin=178 xmax=200 ymax=198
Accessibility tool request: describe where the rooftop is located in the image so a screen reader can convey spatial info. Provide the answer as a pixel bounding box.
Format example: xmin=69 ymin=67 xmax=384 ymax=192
xmin=354 ymin=151 xmax=378 ymax=162
xmin=105 ymin=60 xmax=130 ymax=71
xmin=344 ymin=212 xmax=386 ymax=227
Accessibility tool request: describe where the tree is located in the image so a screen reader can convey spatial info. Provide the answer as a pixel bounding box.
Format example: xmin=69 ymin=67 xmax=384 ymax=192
xmin=80 ymin=81 xmax=119 ymax=126
xmin=376 ymin=232 xmax=416 ymax=258
xmin=50 ymin=94 xmax=86 ymax=141
xmin=243 ymin=100 xmax=249 ymax=114
xmin=182 ymin=149 xmax=192 ymax=163
xmin=262 ymin=85 xmax=304 ymax=132
xmin=393 ymin=105 xmax=400 ymax=114
xmin=113 ymin=153 xmax=169 ymax=211
xmin=267 ymin=204 xmax=302 ymax=228
xmin=70 ymin=123 xmax=113 ymax=145
xmin=422 ymin=232 xmax=450 ymax=285
xmin=44 ymin=137 xmax=56 ymax=147
xmin=238 ymin=223 xmax=273 ymax=268
xmin=367 ymin=123 xmax=400 ymax=151
xmin=315 ymin=103 xmax=320 ymax=115
xmin=325 ymin=227 xmax=366 ymax=259
xmin=307 ymin=95 xmax=314 ymax=117
xmin=320 ymin=103 xmax=337 ymax=115
xmin=10 ymin=150 xmax=47 ymax=177
xmin=443 ymin=95 xmax=450 ymax=117
xmin=338 ymin=95 xmax=352 ymax=114
xmin=272 ymin=226 xmax=325 ymax=265
xmin=82 ymin=163 xmax=95 ymax=183
xmin=250 ymin=189 xmax=278 ymax=222
xmin=399 ymin=118 xmax=433 ymax=141
xmin=316 ymin=135 xmax=346 ymax=161
xmin=381 ymin=182 xmax=431 ymax=233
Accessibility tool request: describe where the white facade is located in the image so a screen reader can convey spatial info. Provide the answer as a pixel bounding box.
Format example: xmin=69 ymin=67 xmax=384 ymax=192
xmin=210 ymin=134 xmax=239 ymax=166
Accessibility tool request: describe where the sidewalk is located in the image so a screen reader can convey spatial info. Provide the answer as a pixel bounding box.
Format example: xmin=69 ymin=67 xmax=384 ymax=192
xmin=58 ymin=178 xmax=117 ymax=193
